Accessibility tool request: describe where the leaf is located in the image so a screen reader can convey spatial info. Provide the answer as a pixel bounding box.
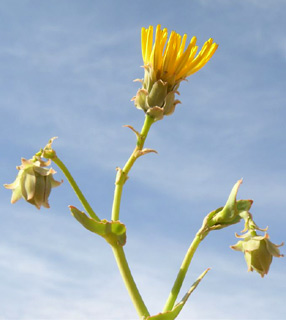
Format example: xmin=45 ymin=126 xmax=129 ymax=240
xmin=69 ymin=206 xmax=126 ymax=246
xmin=146 ymin=269 xmax=210 ymax=320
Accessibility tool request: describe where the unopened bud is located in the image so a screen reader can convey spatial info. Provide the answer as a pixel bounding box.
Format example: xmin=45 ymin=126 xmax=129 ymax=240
xmin=231 ymin=232 xmax=283 ymax=277
xmin=207 ymin=180 xmax=253 ymax=230
xmin=4 ymin=158 xmax=62 ymax=209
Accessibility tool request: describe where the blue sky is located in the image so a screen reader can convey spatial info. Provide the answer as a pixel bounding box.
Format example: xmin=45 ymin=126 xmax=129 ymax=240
xmin=1 ymin=0 xmax=285 ymax=319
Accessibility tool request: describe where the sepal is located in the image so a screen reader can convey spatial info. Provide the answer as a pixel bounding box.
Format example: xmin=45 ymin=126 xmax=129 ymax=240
xmin=147 ymin=106 xmax=164 ymax=121
xmin=133 ymin=89 xmax=148 ymax=112
xmin=163 ymin=91 xmax=181 ymax=116
xmin=147 ymin=80 xmax=168 ymax=108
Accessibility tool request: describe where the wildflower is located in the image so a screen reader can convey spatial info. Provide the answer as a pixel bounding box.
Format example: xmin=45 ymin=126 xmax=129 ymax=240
xmin=231 ymin=232 xmax=284 ymax=277
xmin=133 ymin=25 xmax=218 ymax=120
xmin=4 ymin=158 xmax=62 ymax=209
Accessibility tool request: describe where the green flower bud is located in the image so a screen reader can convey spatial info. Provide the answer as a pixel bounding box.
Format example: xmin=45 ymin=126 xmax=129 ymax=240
xmin=4 ymin=158 xmax=62 ymax=209
xmin=231 ymin=232 xmax=284 ymax=277
xmin=206 ymin=180 xmax=254 ymax=231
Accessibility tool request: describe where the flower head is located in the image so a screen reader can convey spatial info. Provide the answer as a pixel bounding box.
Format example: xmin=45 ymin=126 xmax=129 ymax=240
xmin=4 ymin=158 xmax=62 ymax=209
xmin=141 ymin=25 xmax=218 ymax=85
xmin=133 ymin=25 xmax=218 ymax=120
xmin=231 ymin=232 xmax=284 ymax=277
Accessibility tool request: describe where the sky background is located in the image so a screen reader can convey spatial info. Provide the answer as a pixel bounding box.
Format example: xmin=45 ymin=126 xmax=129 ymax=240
xmin=0 ymin=0 xmax=285 ymax=319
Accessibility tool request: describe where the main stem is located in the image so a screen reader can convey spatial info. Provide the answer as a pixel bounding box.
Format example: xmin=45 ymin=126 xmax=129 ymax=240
xmin=112 ymin=245 xmax=150 ymax=318
xmin=110 ymin=114 xmax=154 ymax=318
xmin=163 ymin=228 xmax=205 ymax=312
xmin=111 ymin=114 xmax=154 ymax=221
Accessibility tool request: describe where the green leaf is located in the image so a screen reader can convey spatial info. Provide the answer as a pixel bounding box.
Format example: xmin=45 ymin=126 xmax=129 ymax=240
xmin=69 ymin=206 xmax=126 ymax=246
xmin=146 ymin=269 xmax=210 ymax=320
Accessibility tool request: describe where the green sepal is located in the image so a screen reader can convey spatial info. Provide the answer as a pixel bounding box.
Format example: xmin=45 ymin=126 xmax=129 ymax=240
xmin=146 ymin=269 xmax=210 ymax=320
xmin=163 ymin=91 xmax=180 ymax=116
xmin=134 ymin=89 xmax=148 ymax=111
xmin=147 ymin=106 xmax=164 ymax=121
xmin=265 ymin=238 xmax=283 ymax=257
xmin=147 ymin=80 xmax=168 ymax=108
xmin=69 ymin=206 xmax=126 ymax=246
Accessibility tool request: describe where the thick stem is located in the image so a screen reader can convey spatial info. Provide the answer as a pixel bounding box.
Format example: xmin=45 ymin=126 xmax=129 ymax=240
xmin=163 ymin=228 xmax=206 ymax=312
xmin=112 ymin=245 xmax=150 ymax=318
xmin=111 ymin=114 xmax=154 ymax=221
xmin=53 ymin=156 xmax=100 ymax=221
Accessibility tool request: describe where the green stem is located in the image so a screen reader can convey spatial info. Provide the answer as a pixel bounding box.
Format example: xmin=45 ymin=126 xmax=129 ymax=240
xmin=53 ymin=156 xmax=100 ymax=221
xmin=110 ymin=114 xmax=155 ymax=318
xmin=163 ymin=227 xmax=206 ymax=312
xmin=112 ymin=245 xmax=150 ymax=318
xmin=111 ymin=114 xmax=154 ymax=221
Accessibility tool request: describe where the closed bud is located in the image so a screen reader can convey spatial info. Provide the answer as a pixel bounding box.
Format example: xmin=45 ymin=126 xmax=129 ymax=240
xmin=231 ymin=232 xmax=283 ymax=277
xmin=206 ymin=180 xmax=253 ymax=231
xmin=4 ymin=158 xmax=62 ymax=209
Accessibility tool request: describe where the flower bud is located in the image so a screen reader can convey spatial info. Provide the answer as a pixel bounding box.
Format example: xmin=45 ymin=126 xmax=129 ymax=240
xmin=4 ymin=158 xmax=62 ymax=209
xmin=206 ymin=180 xmax=253 ymax=231
xmin=231 ymin=232 xmax=283 ymax=277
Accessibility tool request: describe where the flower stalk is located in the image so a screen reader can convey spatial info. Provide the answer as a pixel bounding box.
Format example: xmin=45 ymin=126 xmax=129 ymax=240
xmin=163 ymin=227 xmax=205 ymax=312
xmin=111 ymin=114 xmax=155 ymax=221
xmin=110 ymin=114 xmax=155 ymax=318
xmin=52 ymin=156 xmax=100 ymax=221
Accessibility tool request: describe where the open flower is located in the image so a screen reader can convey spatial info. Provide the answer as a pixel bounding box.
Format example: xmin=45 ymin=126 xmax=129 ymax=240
xmin=4 ymin=158 xmax=62 ymax=209
xmin=133 ymin=25 xmax=218 ymax=120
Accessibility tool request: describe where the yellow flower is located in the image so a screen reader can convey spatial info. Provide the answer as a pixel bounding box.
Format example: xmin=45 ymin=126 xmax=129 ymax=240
xmin=141 ymin=24 xmax=218 ymax=85
xmin=133 ymin=25 xmax=218 ymax=121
